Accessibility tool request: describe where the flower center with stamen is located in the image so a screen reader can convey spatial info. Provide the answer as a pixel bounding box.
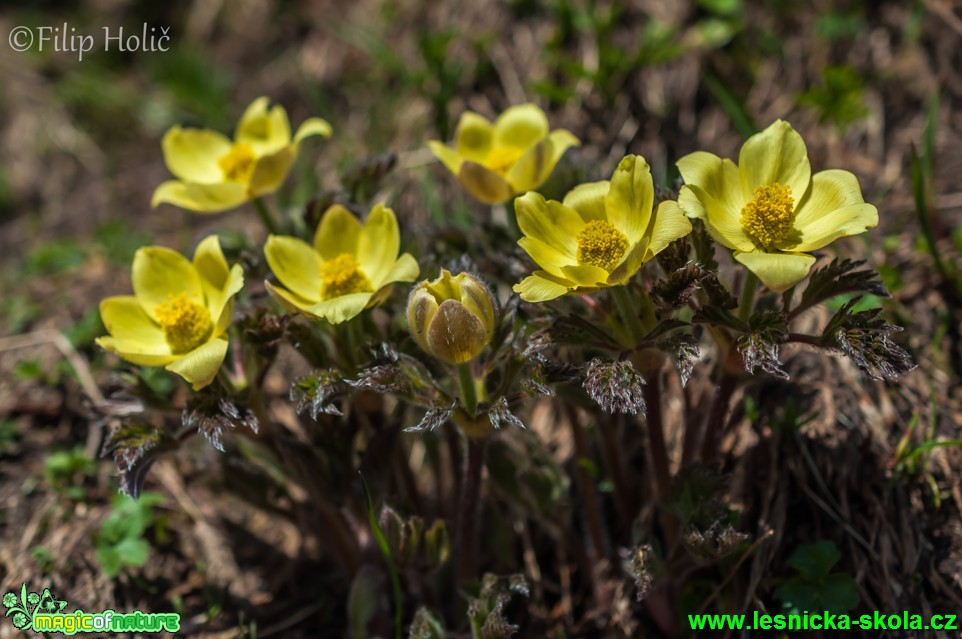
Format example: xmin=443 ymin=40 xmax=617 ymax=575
xmin=218 ymin=143 xmax=257 ymax=183
xmin=484 ymin=146 xmax=525 ymax=176
xmin=576 ymin=220 xmax=629 ymax=272
xmin=319 ymin=253 xmax=373 ymax=300
xmin=155 ymin=293 xmax=213 ymax=354
xmin=740 ymin=183 xmax=796 ymax=249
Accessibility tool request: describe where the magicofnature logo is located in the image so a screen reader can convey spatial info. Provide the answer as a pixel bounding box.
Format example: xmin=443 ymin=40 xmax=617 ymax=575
xmin=3 ymin=584 xmax=67 ymax=632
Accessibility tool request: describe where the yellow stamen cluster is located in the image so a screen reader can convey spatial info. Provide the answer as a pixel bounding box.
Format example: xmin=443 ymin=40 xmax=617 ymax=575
xmin=218 ymin=143 xmax=256 ymax=183
xmin=320 ymin=254 xmax=373 ymax=300
xmin=740 ymin=183 xmax=796 ymax=249
xmin=576 ymin=220 xmax=629 ymax=272
xmin=155 ymin=293 xmax=213 ymax=353
xmin=484 ymin=146 xmax=525 ymax=176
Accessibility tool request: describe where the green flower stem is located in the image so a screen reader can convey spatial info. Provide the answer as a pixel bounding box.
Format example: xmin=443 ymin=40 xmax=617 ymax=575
xmin=457 ymin=362 xmax=479 ymax=417
xmin=612 ymin=285 xmax=647 ymax=348
xmin=738 ymin=271 xmax=759 ymax=323
xmin=253 ymin=197 xmax=281 ymax=235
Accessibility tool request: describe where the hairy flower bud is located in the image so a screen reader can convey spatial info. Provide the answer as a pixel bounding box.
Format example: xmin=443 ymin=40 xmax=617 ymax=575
xmin=407 ymin=270 xmax=497 ymax=364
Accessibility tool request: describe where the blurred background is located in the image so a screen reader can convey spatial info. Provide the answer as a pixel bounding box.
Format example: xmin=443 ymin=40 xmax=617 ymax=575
xmin=1 ymin=0 xmax=961 ymax=636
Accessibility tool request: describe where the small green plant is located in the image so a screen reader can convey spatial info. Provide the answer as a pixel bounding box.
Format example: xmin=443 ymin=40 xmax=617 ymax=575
xmin=774 ymin=540 xmax=859 ymax=615
xmin=94 ymin=492 xmax=166 ymax=578
xmin=797 ymin=65 xmax=869 ymax=131
xmin=43 ymin=447 xmax=96 ymax=501
xmin=0 ymin=419 xmax=20 ymax=454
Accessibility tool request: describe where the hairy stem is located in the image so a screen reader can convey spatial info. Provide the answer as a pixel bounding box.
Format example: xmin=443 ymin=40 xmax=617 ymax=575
xmin=643 ymin=372 xmax=671 ymax=499
xmin=457 ymin=361 xmax=479 ymax=417
xmin=700 ymin=371 xmax=738 ymax=463
xmin=599 ymin=413 xmax=635 ymax=526
xmin=612 ymin=285 xmax=647 ymax=347
xmin=737 ymin=271 xmax=759 ymax=323
xmin=565 ymin=404 xmax=608 ymax=562
xmin=253 ymin=197 xmax=281 ymax=235
xmin=457 ymin=437 xmax=487 ymax=583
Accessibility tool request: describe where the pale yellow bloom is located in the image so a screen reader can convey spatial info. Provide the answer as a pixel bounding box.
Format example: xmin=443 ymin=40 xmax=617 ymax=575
xmin=677 ymin=120 xmax=878 ymax=292
xmin=428 ymin=104 xmax=579 ymax=204
xmin=96 ymin=236 xmax=244 ymax=390
xmin=513 ymin=155 xmax=693 ymax=302
xmin=407 ymin=270 xmax=497 ymax=364
xmin=152 ymin=97 xmax=331 ymax=213
xmin=264 ymin=204 xmax=419 ymax=324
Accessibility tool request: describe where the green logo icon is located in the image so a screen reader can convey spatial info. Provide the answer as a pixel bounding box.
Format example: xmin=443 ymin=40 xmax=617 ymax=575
xmin=3 ymin=584 xmax=67 ymax=631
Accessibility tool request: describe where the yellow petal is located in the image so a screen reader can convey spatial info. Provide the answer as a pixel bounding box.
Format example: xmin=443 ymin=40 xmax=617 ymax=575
xmin=493 ymin=104 xmax=549 ymax=149
xmin=301 ymin=292 xmax=375 ymax=324
xmin=132 ymin=247 xmax=205 ymax=320
xmin=506 ymin=137 xmax=554 ymax=193
xmin=454 ymin=112 xmax=494 ymax=163
xmin=738 ymin=120 xmax=811 ymax=202
xmin=604 ymin=155 xmax=654 ymax=244
xmin=378 ymin=253 xmax=420 ymax=288
xmin=561 ymin=264 xmax=609 ymax=286
xmin=506 ymin=129 xmax=579 ymax=193
xmin=96 ymin=336 xmax=178 ymax=366
xmin=791 ymin=169 xmax=878 ymax=251
xmin=293 ymin=117 xmax=332 ymax=143
xmin=458 ymin=161 xmax=515 ymax=203
xmin=99 ymin=296 xmax=173 ymax=359
xmin=151 ymin=180 xmax=248 ymax=213
xmin=562 ymin=180 xmax=609 ymax=222
xmin=314 ymin=204 xmax=363 ymax=260
xmin=515 ymin=192 xmax=582 ymax=259
xmin=249 ymin=147 xmax=295 ymax=197
xmin=235 ymin=97 xmax=291 ymax=156
xmin=426 ymin=300 xmax=488 ymax=364
xmin=513 ymin=272 xmax=572 ymax=302
xmin=677 ymin=151 xmax=743 ymax=220
xmin=357 ymin=204 xmax=400 ymax=286
xmin=214 ymin=265 xmax=244 ymax=335
xmin=733 ymin=250 xmax=816 ymax=293
xmin=428 ymin=141 xmax=464 ymax=176
xmin=643 ymin=200 xmax=694 ymax=261
xmin=165 ymin=337 xmax=229 ymax=390
xmin=192 ymin=235 xmax=243 ymax=331
xmin=264 ymin=235 xmax=322 ymax=303
xmin=192 ymin=235 xmax=230 ymax=290
xmin=407 ymin=285 xmax=439 ymax=355
xmin=264 ymin=280 xmax=315 ymax=315
xmin=678 ymin=184 xmax=754 ymax=252
xmin=160 ymin=127 xmax=232 ymax=183
xmin=517 ymin=236 xmax=572 ymax=278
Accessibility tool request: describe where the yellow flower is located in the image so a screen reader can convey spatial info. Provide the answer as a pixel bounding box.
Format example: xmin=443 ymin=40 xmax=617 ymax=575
xmin=676 ymin=120 xmax=878 ymax=292
xmin=427 ymin=103 xmax=579 ymax=204
xmin=513 ymin=155 xmax=693 ymax=302
xmin=151 ymin=97 xmax=332 ymax=213
xmin=407 ymin=270 xmax=497 ymax=364
xmin=264 ymin=204 xmax=419 ymax=324
xmin=96 ymin=236 xmax=244 ymax=390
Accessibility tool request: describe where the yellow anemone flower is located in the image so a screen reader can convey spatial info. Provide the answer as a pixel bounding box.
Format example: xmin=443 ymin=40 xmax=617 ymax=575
xmin=427 ymin=103 xmax=579 ymax=204
xmin=96 ymin=236 xmax=244 ymax=390
xmin=676 ymin=120 xmax=878 ymax=292
xmin=151 ymin=97 xmax=332 ymax=213
xmin=513 ymin=155 xmax=693 ymax=302
xmin=264 ymin=204 xmax=420 ymax=324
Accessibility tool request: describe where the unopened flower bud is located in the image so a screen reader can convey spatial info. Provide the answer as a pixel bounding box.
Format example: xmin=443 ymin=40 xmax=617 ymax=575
xmin=407 ymin=270 xmax=497 ymax=364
